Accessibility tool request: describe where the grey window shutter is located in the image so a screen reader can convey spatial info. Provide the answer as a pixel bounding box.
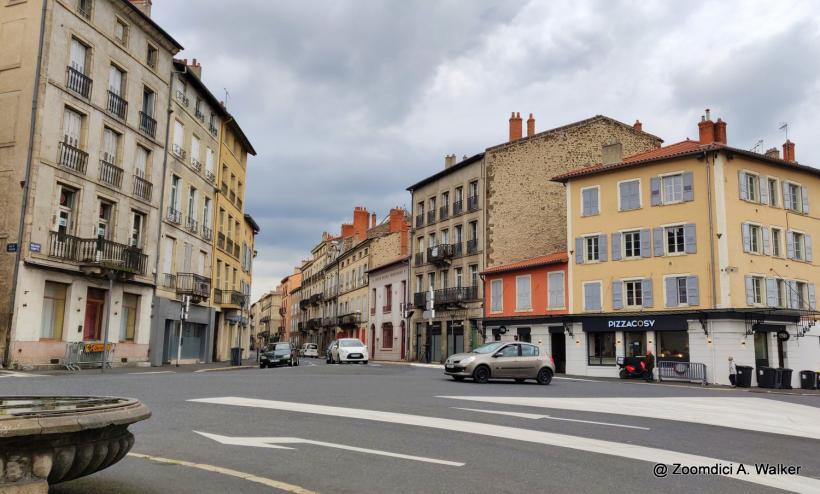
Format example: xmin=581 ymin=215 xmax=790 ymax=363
xmin=575 ymin=237 xmax=584 ymax=264
xmin=759 ymin=175 xmax=768 ymax=205
xmin=653 ymin=227 xmax=664 ymax=256
xmin=598 ymin=234 xmax=608 ymax=261
xmin=788 ymin=280 xmax=798 ymax=309
xmin=809 ymin=283 xmax=816 ymax=310
xmin=687 ymin=276 xmax=699 ymax=306
xmin=591 ymin=189 xmax=599 ymax=215
xmin=745 ymin=276 xmax=754 ymax=305
xmin=684 ymin=224 xmax=696 ymax=253
xmin=738 ymin=171 xmax=748 ymax=200
xmin=584 ymin=284 xmax=593 ymax=310
xmin=665 ymin=277 xmax=677 ymax=307
xmin=582 ymin=189 xmax=590 ymax=216
xmin=593 ymin=284 xmax=601 ymax=311
xmin=741 ymin=223 xmax=751 ymax=253
xmin=642 ymin=278 xmax=653 ymax=308
xmin=612 ymin=281 xmax=623 ymax=310
xmin=786 ymin=231 xmax=794 ymax=259
xmin=682 ymin=171 xmax=694 ymax=201
xmin=766 ymin=278 xmax=778 ymax=307
xmin=762 ymin=227 xmax=771 ymax=256
xmin=611 ymin=232 xmax=621 ymax=260
xmin=801 ymin=186 xmax=809 ymax=213
xmin=806 ymin=234 xmax=813 ymax=262
xmin=640 ymin=229 xmax=651 ymax=257
xmin=782 ymin=182 xmax=791 ymax=209
xmin=650 ymin=177 xmax=661 ymax=206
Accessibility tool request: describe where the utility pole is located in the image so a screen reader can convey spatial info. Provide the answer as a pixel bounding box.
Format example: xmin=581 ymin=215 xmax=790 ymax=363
xmin=177 ymin=294 xmax=190 ymax=367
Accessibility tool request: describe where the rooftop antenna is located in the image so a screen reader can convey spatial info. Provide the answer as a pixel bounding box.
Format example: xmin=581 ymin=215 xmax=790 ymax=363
xmin=778 ymin=122 xmax=788 ymax=140
xmin=223 ymin=88 xmax=230 ymax=110
xmin=750 ymin=140 xmax=764 ymax=153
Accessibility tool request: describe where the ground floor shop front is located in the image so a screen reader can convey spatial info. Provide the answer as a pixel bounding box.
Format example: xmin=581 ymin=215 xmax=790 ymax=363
xmin=411 ymin=315 xmax=484 ymax=363
xmin=149 ymin=296 xmax=215 ymax=366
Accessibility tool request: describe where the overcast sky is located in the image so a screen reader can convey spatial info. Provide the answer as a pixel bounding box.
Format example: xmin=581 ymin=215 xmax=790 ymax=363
xmin=153 ymin=0 xmax=820 ymax=302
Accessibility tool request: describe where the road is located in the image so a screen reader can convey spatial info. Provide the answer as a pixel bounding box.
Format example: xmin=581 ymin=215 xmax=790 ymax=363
xmin=3 ymin=360 xmax=819 ymax=493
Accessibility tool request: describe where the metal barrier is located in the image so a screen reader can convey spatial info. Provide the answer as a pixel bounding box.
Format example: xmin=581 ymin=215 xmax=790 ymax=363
xmin=64 ymin=342 xmax=83 ymax=371
xmin=64 ymin=342 xmax=116 ymax=370
xmin=657 ymin=360 xmax=707 ymax=386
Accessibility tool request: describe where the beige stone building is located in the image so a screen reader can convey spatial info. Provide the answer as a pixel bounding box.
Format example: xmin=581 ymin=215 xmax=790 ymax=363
xmin=251 ymin=286 xmax=283 ymax=346
xmin=281 ymin=269 xmax=301 ymax=345
xmin=0 ymin=0 xmax=181 ymax=367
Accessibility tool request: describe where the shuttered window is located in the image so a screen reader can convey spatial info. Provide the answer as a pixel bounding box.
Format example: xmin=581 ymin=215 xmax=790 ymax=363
xmin=490 ymin=279 xmax=503 ymax=312
xmin=584 ymin=282 xmax=602 ymax=311
xmin=547 ymin=271 xmax=564 ymax=309
xmin=516 ymin=275 xmax=531 ymax=311
xmin=618 ymin=180 xmax=640 ymax=211
xmin=581 ymin=187 xmax=599 ymax=216
xmin=665 ymin=276 xmax=699 ymax=307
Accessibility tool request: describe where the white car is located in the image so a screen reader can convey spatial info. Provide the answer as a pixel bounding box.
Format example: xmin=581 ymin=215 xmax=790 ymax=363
xmin=301 ymin=343 xmax=319 ymax=358
xmin=329 ymin=338 xmax=368 ymax=364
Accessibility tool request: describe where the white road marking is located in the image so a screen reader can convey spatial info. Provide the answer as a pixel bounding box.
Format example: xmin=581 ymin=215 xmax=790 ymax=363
xmin=438 ymin=396 xmax=820 ymax=440
xmin=195 ymin=431 xmax=463 ymax=466
xmin=127 ymin=452 xmax=316 ymax=493
xmin=188 ymin=396 xmax=820 ymax=493
xmin=0 ymin=370 xmax=46 ymax=378
xmin=367 ymin=363 xmax=383 ymax=367
xmin=452 ymin=407 xmax=650 ymax=430
xmin=127 ymin=370 xmax=175 ymax=375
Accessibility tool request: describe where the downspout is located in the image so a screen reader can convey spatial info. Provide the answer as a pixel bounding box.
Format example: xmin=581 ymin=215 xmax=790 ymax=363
xmin=4 ymin=0 xmax=49 ymax=368
xmin=705 ymin=151 xmax=718 ymax=309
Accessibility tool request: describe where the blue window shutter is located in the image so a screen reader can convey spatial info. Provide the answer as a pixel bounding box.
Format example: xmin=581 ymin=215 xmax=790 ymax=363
xmin=611 ymin=232 xmax=621 ymax=260
xmin=809 ymin=283 xmax=816 ymax=310
xmin=687 ymin=276 xmax=699 ymax=306
xmin=786 ymin=231 xmax=795 ymax=259
xmin=598 ymin=234 xmax=608 ymax=261
xmin=684 ymin=224 xmax=696 ymax=254
xmin=611 ymin=281 xmax=623 ymax=310
xmin=759 ymin=176 xmax=768 ymax=205
xmin=682 ymin=171 xmax=694 ymax=201
xmin=788 ymin=281 xmax=798 ymax=309
xmin=738 ymin=171 xmax=748 ymax=200
xmin=741 ymin=223 xmax=751 ymax=253
xmin=575 ymin=237 xmax=584 ymax=264
xmin=642 ymin=279 xmax=653 ymax=308
xmin=591 ymin=189 xmax=599 ymax=215
xmin=584 ymin=284 xmax=592 ymax=310
xmin=581 ymin=189 xmax=590 ymax=216
xmin=762 ymin=227 xmax=770 ymax=256
xmin=650 ymin=177 xmax=661 ymax=206
xmin=806 ymin=234 xmax=813 ymax=262
xmin=593 ymin=284 xmax=601 ymax=311
xmin=640 ymin=229 xmax=651 ymax=257
xmin=665 ymin=277 xmax=677 ymax=307
xmin=653 ymin=227 xmax=664 ymax=256
xmin=766 ymin=278 xmax=778 ymax=307
xmin=745 ymin=276 xmax=754 ymax=305
xmin=782 ymin=182 xmax=791 ymax=209
xmin=801 ymin=186 xmax=809 ymax=213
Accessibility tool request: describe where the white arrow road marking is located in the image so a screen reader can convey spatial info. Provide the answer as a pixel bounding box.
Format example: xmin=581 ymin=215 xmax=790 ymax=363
xmin=188 ymin=397 xmax=820 ymax=493
xmin=194 ymin=431 xmax=464 ymax=466
xmin=438 ymin=396 xmax=820 ymax=440
xmin=452 ymin=407 xmax=650 ymax=430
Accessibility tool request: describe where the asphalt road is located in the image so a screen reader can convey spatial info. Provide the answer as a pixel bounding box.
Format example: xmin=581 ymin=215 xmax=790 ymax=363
xmin=3 ymin=361 xmax=819 ymax=494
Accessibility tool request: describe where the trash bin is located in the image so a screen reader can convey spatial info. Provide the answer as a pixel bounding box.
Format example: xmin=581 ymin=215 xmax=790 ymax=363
xmin=799 ymin=371 xmax=818 ymax=390
xmin=736 ymin=365 xmax=753 ymax=388
xmin=230 ymin=347 xmax=242 ymax=366
xmin=757 ymin=367 xmax=777 ymax=388
xmin=778 ymin=368 xmax=793 ymax=389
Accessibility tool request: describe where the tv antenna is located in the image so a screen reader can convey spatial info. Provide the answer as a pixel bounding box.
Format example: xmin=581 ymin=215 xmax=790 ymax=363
xmin=778 ymin=122 xmax=788 ymax=139
xmin=750 ymin=140 xmax=764 ymax=153
xmin=223 ymin=88 xmax=230 ymax=110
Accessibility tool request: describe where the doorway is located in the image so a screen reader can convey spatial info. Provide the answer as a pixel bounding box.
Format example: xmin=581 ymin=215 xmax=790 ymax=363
xmin=447 ymin=321 xmax=464 ymax=358
xmin=624 ymin=331 xmax=646 ymax=357
xmin=550 ymin=332 xmax=566 ymax=374
xmin=754 ymin=332 xmax=769 ymax=368
xmin=84 ymin=287 xmax=106 ymax=340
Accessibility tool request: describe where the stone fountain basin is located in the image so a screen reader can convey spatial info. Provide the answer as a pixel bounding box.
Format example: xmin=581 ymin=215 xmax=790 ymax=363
xmin=0 ymin=396 xmax=151 ymax=492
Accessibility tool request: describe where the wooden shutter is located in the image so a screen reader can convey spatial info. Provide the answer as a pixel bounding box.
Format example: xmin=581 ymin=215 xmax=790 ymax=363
xmin=687 ymin=276 xmax=699 ymax=306
xmin=650 ymin=177 xmax=661 ymax=206
xmin=738 ymin=171 xmax=748 ymax=200
xmin=611 ymin=281 xmax=623 ymax=310
xmin=611 ymin=232 xmax=621 ymax=260
xmin=745 ymin=276 xmax=754 ymax=305
xmin=653 ymin=228 xmax=663 ymax=256
xmin=809 ymin=284 xmax=816 ymax=310
xmin=640 ymin=229 xmax=651 ymax=257
xmin=575 ymin=237 xmax=584 ymax=264
xmin=806 ymin=234 xmax=813 ymax=262
xmin=741 ymin=223 xmax=751 ymax=252
xmin=684 ymin=224 xmax=696 ymax=254
xmin=598 ymin=234 xmax=607 ymax=261
xmin=759 ymin=176 xmax=768 ymax=204
xmin=642 ymin=279 xmax=653 ymax=308
xmin=782 ymin=182 xmax=791 ymax=210
xmin=786 ymin=231 xmax=794 ymax=259
xmin=766 ymin=278 xmax=778 ymax=307
xmin=682 ymin=172 xmax=694 ymax=201
xmin=801 ymin=186 xmax=809 ymax=213
xmin=762 ymin=227 xmax=771 ymax=256
xmin=665 ymin=277 xmax=677 ymax=307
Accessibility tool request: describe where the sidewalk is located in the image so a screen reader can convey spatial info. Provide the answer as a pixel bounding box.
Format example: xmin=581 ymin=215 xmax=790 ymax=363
xmin=13 ymin=357 xmax=261 ymax=376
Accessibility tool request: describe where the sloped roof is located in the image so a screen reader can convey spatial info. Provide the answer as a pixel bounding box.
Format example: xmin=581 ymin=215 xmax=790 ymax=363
xmin=482 ymin=252 xmax=568 ymax=275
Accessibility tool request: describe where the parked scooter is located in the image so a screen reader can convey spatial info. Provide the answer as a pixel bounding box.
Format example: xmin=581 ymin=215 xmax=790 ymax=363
xmin=617 ymin=356 xmax=649 ymax=379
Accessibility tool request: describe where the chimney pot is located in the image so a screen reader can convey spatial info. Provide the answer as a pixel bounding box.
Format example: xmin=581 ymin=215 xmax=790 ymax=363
xmin=698 ymin=110 xmax=715 ymax=145
xmin=764 ymin=147 xmax=780 ymax=160
xmin=371 ymin=213 xmax=377 ymax=229
xmin=713 ymin=118 xmax=727 ymax=144
xmin=526 ymin=113 xmax=535 ymax=137
xmin=508 ymin=112 xmax=523 ymax=142
xmin=633 ymin=120 xmax=642 ymax=132
xmin=783 ymin=140 xmax=796 ymax=162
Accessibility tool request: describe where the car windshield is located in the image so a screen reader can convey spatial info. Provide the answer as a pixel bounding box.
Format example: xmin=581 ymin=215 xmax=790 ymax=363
xmin=472 ymin=342 xmax=506 ymax=354
xmin=307 ymin=344 xmax=317 ymax=349
xmin=272 ymin=343 xmax=290 ymax=351
xmin=339 ymin=339 xmax=364 ymax=348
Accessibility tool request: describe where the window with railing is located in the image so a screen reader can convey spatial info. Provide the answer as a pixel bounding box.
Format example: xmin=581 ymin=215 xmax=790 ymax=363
xmin=133 ymin=175 xmax=152 ymax=201
xmin=59 ymin=142 xmax=88 ymax=174
xmin=106 ymin=90 xmax=127 ymax=120
xmin=66 ymin=66 xmax=92 ymax=99
xmin=99 ymin=159 xmax=123 ymax=188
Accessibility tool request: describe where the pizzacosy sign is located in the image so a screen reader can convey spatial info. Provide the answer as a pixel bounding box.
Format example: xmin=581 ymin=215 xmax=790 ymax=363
xmin=608 ymin=319 xmax=656 ymax=328
xmin=583 ymin=314 xmax=689 ymax=332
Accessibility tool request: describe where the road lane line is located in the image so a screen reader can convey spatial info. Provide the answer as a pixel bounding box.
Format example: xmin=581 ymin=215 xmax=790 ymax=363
xmin=452 ymin=407 xmax=650 ymax=430
xmin=127 ymin=452 xmax=317 ymax=494
xmin=188 ymin=396 xmax=820 ymax=493
xmin=127 ymin=371 xmax=175 ymax=375
xmin=553 ymin=376 xmax=603 ymax=382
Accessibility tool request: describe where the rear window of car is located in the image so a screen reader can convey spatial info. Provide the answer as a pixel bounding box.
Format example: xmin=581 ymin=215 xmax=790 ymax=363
xmin=521 ymin=344 xmax=539 ymax=357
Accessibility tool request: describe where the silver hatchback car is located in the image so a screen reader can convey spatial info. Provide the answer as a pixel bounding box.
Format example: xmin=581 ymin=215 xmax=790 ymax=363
xmin=444 ymin=341 xmax=555 ymax=384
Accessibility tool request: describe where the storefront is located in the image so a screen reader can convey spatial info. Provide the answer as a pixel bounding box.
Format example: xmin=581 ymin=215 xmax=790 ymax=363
xmin=482 ymin=317 xmax=566 ymax=372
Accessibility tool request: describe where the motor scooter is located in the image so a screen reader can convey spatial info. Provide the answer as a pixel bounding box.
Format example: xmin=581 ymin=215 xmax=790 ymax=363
xmin=617 ymin=356 xmax=649 ymax=379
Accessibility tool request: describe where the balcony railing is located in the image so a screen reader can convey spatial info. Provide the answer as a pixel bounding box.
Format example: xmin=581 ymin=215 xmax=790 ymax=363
xmin=339 ymin=313 xmax=362 ymax=328
xmin=213 ymin=288 xmax=247 ymax=307
xmin=190 ymin=157 xmax=202 ymax=172
xmin=99 ymin=159 xmax=123 ymax=188
xmin=58 ymin=142 xmax=88 ymax=174
xmin=161 ymin=273 xmax=176 ymax=289
xmin=176 ymin=273 xmax=211 ymax=300
xmin=467 ymin=195 xmax=479 ymax=211
xmin=173 ymin=145 xmax=187 ymax=161
xmin=106 ymin=90 xmax=127 ymax=120
xmin=427 ymin=210 xmax=436 ymax=224
xmin=66 ymin=66 xmax=92 ymax=99
xmin=323 ymin=316 xmax=337 ymax=327
xmin=310 ymin=293 xmax=323 ymax=305
xmin=453 ymin=242 xmax=463 ymax=257
xmin=415 ymin=214 xmax=423 ymax=228
xmin=439 ymin=205 xmax=449 ymax=220
xmin=467 ymin=239 xmax=478 ymax=255
xmin=453 ymin=200 xmax=463 ymax=215
xmin=76 ymin=0 xmax=91 ymax=18
xmin=299 ymin=299 xmax=310 ymax=311
xmin=209 ymin=124 xmax=218 ymax=137
xmin=413 ymin=292 xmax=427 ymax=308
xmin=202 ymin=225 xmax=213 ymax=241
xmin=195 ymin=109 xmax=205 ymax=122
xmin=217 ymin=232 xmax=226 ymax=250
xmin=307 ymin=318 xmax=322 ymax=330
xmin=434 ymin=286 xmax=479 ymax=306
xmin=166 ymin=207 xmax=182 ymax=224
xmin=139 ymin=111 xmax=156 ymax=138
xmin=175 ymin=90 xmax=190 ymax=107
xmin=133 ymin=175 xmax=152 ymax=201
xmin=185 ymin=216 xmax=198 ymax=233
xmin=205 ymin=170 xmax=216 ymax=183
xmin=48 ymin=232 xmax=148 ymax=276
xmin=427 ymin=244 xmax=454 ymax=265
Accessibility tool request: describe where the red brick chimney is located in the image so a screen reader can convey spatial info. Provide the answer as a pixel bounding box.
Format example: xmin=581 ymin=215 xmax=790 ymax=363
xmin=352 ymin=207 xmax=369 ymax=241
xmin=783 ymin=140 xmax=795 ymax=162
xmin=633 ymin=120 xmax=642 ymax=132
xmin=388 ymin=208 xmax=410 ymax=256
xmin=526 ymin=113 xmax=535 ymax=137
xmin=698 ymin=109 xmax=714 ymax=145
xmin=129 ymin=0 xmax=152 ymax=17
xmin=341 ymin=224 xmax=353 ymax=239
xmin=508 ymin=112 xmax=522 ymax=142
xmin=713 ymin=118 xmax=727 ymax=144
xmin=370 ymin=213 xmax=377 ymax=229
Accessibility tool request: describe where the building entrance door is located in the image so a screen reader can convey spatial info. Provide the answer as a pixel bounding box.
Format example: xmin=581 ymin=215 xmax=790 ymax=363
xmin=447 ymin=321 xmax=464 ymax=358
xmin=550 ymin=332 xmax=566 ymax=373
xmin=83 ymin=288 xmax=106 ymax=340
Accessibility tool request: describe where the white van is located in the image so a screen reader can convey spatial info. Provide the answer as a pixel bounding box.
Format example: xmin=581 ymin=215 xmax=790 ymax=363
xmin=301 ymin=343 xmax=319 ymax=358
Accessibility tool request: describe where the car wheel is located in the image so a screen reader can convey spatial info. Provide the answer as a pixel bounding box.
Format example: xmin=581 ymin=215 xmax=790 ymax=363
xmin=536 ymin=368 xmax=553 ymax=385
xmin=514 ymin=378 xmax=526 ymax=384
xmin=452 ymin=376 xmax=465 ymax=382
xmin=259 ymin=363 xmax=266 ymax=369
xmin=473 ymin=365 xmax=490 ymax=384
xmin=362 ymin=361 xmax=368 ymax=365
xmin=619 ymin=369 xmax=628 ymax=379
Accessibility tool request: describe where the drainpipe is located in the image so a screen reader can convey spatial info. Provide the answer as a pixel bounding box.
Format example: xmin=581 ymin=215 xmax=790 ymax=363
xmin=705 ymin=151 xmax=718 ymax=309
xmin=4 ymin=0 xmax=49 ymax=368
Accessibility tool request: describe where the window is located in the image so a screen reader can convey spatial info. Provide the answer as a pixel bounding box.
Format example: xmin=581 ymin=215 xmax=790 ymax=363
xmin=173 ymin=120 xmax=184 ymax=155
xmin=742 ymin=172 xmax=759 ymax=202
xmin=441 ymin=229 xmax=449 ymax=245
xmin=619 ymin=180 xmax=640 ymax=211
xmin=768 ymin=178 xmax=779 ymax=207
xmin=662 ymin=174 xmax=683 ymax=203
xmin=455 ymin=268 xmax=463 ymax=288
xmin=130 ymin=211 xmax=145 ymax=247
xmin=547 ymin=271 xmax=564 ymax=309
xmin=102 ymin=127 xmax=119 ymax=164
xmin=55 ymin=186 xmax=77 ymax=234
xmin=120 ymin=293 xmax=138 ymax=342
xmin=41 ymin=281 xmax=68 ymax=340
xmin=77 ymin=0 xmax=92 ymax=18
xmin=142 ymin=87 xmax=155 ymax=116
xmin=585 ymin=235 xmax=599 ymax=262
xmin=191 ymin=135 xmax=201 ymax=164
xmin=440 ymin=270 xmax=448 ymax=289
xmin=469 ymin=264 xmax=478 ymax=287
xmin=469 ymin=180 xmax=478 ymax=198
xmin=588 ymin=332 xmax=615 ymax=366
xmin=623 ymin=230 xmax=641 ymax=259
xmin=676 ymin=277 xmax=688 ymax=305
xmin=516 ymin=275 xmax=531 ymax=311
xmin=97 ymin=200 xmax=114 ymax=239
xmin=170 ymin=176 xmax=181 ymax=211
xmin=581 ymin=187 xmax=599 ymax=216
xmin=666 ymin=226 xmax=685 ymax=254
xmin=427 ymin=272 xmax=435 ymax=292
xmin=108 ymin=64 xmax=125 ymax=97
xmin=658 ymin=331 xmax=689 ymax=362
xmin=785 ymin=183 xmax=803 ymax=212
xmin=382 ymin=323 xmax=393 ymax=349
xmin=203 ymin=198 xmax=212 ymax=229
xmin=788 ymin=231 xmax=809 ymax=261
xmin=428 ymin=233 xmax=436 ymax=248
xmin=455 ymin=186 xmax=463 ymax=203
xmin=490 ymin=279 xmax=503 ymax=312
xmin=583 ymin=282 xmax=602 ymax=311
xmin=62 ymin=107 xmax=83 ymax=148
xmin=745 ymin=276 xmax=764 ymax=305
xmin=624 ymin=280 xmax=643 ymax=307
xmin=747 ymin=224 xmax=761 ymax=254
xmin=795 ymin=282 xmax=810 ymax=310
xmin=114 ymin=19 xmax=129 ymax=45
xmin=187 ymin=187 xmax=197 ymax=219
xmin=146 ymin=44 xmax=158 ymax=69
xmin=69 ymin=37 xmax=88 ymax=73
xmin=442 ymin=191 xmax=449 ymax=207
xmin=771 ymin=228 xmax=782 ymax=257
xmin=776 ymin=279 xmax=787 ymax=308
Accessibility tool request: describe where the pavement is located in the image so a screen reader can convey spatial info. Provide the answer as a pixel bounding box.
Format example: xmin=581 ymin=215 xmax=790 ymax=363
xmin=3 ymin=359 xmax=819 ymax=493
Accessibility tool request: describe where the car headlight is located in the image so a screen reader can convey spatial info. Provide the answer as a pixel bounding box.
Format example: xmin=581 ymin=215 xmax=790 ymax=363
xmin=459 ymin=356 xmax=475 ymax=365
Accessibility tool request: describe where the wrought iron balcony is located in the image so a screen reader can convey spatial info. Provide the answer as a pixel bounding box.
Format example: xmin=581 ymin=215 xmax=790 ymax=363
xmin=106 ymin=90 xmax=127 ymax=120
xmin=58 ymin=142 xmax=88 ymax=174
xmin=453 ymin=200 xmax=463 ymax=215
xmin=205 ymin=170 xmax=216 ymax=183
xmin=48 ymin=232 xmax=148 ymax=277
xmin=467 ymin=239 xmax=478 ymax=255
xmin=209 ymin=124 xmax=218 ymax=137
xmin=195 ymin=109 xmax=205 ymax=122
xmin=299 ymin=299 xmax=310 ymax=311
xmin=173 ymin=144 xmax=187 ymax=161
xmin=213 ymin=288 xmax=247 ymax=306
xmin=161 ymin=273 xmax=176 ymax=289
xmin=99 ymin=159 xmax=123 ymax=188
xmin=167 ymin=208 xmax=182 ymax=225
xmin=190 ymin=157 xmax=202 ymax=172
xmin=76 ymin=0 xmax=91 ymax=18
xmin=66 ymin=66 xmax=92 ymax=99
xmin=139 ymin=111 xmax=156 ymax=138
xmin=323 ymin=317 xmax=337 ymax=327
xmin=176 ymin=273 xmax=211 ymax=300
xmin=202 ymin=225 xmax=213 ymax=241
xmin=453 ymin=242 xmax=463 ymax=257
xmin=307 ymin=318 xmax=322 ymax=330
xmin=467 ymin=195 xmax=479 ymax=211
xmin=427 ymin=244 xmax=454 ymax=265
xmin=414 ymin=252 xmax=424 ymax=266
xmin=175 ymin=90 xmax=190 ymax=107
xmin=338 ymin=313 xmax=362 ymax=328
xmin=185 ymin=216 xmax=198 ymax=233
xmin=427 ymin=210 xmax=436 ymax=224
xmin=382 ymin=304 xmax=392 ymax=314
xmin=434 ymin=286 xmax=479 ymax=307
xmin=439 ymin=205 xmax=449 ymax=221
xmin=133 ymin=174 xmax=152 ymax=201
xmin=310 ymin=293 xmax=323 ymax=305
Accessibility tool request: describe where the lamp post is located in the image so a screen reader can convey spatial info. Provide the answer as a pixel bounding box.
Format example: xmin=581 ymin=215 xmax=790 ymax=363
xmin=236 ymin=296 xmax=247 ymax=365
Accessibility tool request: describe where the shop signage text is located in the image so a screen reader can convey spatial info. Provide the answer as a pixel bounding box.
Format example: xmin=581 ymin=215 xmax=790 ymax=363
xmin=608 ymin=319 xmax=656 ymax=328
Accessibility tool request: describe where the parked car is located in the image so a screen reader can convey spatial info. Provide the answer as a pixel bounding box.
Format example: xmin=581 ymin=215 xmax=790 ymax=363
xmin=444 ymin=342 xmax=554 ymax=384
xmin=301 ymin=343 xmax=319 ymax=358
xmin=260 ymin=342 xmax=299 ymax=368
xmin=329 ymin=338 xmax=368 ymax=364
xmin=326 ymin=340 xmax=338 ymax=364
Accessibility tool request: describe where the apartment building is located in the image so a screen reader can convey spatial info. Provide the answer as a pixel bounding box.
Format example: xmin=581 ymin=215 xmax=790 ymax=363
xmin=552 ymin=111 xmax=819 ymax=386
xmin=251 ymin=287 xmax=283 ymax=346
xmin=149 ymin=58 xmax=224 ymax=365
xmin=0 ymin=0 xmax=181 ymax=367
xmin=335 ymin=208 xmax=374 ymax=343
xmin=281 ymin=269 xmax=301 ymax=346
xmin=241 ymin=213 xmax=259 ymax=352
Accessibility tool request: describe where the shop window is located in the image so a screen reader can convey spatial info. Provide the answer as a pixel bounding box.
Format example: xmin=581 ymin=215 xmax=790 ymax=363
xmin=658 ymin=331 xmax=689 ymax=362
xmin=120 ymin=293 xmax=138 ymax=341
xmin=587 ymin=332 xmax=615 ymax=366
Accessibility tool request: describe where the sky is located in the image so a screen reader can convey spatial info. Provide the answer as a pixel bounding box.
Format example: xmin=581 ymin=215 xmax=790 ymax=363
xmin=152 ymin=0 xmax=820 ymax=302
